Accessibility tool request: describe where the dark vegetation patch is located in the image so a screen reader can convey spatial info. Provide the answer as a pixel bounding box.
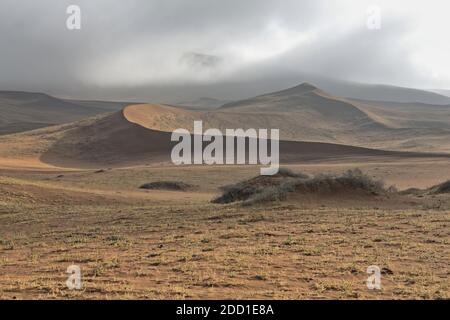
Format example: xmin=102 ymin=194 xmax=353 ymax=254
xmin=399 ymin=188 xmax=422 ymax=195
xmin=212 ymin=168 xmax=390 ymax=205
xmin=401 ymin=179 xmax=450 ymax=195
xmin=275 ymin=167 xmax=310 ymax=178
xmin=429 ymin=180 xmax=450 ymax=194
xmin=139 ymin=181 xmax=196 ymax=191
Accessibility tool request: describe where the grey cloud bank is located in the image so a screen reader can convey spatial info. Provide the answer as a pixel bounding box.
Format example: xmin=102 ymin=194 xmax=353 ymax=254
xmin=0 ymin=0 xmax=449 ymax=101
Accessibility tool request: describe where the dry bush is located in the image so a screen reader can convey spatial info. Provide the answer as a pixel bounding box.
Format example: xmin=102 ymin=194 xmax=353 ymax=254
xmin=139 ymin=181 xmax=195 ymax=191
xmin=276 ymin=167 xmax=310 ymax=179
xmin=213 ymin=168 xmax=388 ymax=205
xmin=430 ymin=180 xmax=450 ymax=194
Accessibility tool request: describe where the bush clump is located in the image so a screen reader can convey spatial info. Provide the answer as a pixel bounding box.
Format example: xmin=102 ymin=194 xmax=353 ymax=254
xmin=139 ymin=181 xmax=195 ymax=191
xmin=430 ymin=180 xmax=450 ymax=194
xmin=212 ymin=168 xmax=388 ymax=205
xmin=212 ymin=167 xmax=307 ymax=205
xmin=276 ymin=167 xmax=310 ymax=179
xmin=304 ymin=168 xmax=386 ymax=195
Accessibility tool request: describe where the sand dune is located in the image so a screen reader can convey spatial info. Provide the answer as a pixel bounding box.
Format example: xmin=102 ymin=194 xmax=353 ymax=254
xmin=1 ymin=83 xmax=449 ymax=169
xmin=214 ymin=83 xmax=450 ymax=152
xmin=0 ymin=101 xmax=446 ymax=170
xmin=124 ymin=103 xmax=200 ymax=132
xmin=3 ymin=83 xmax=450 ymax=155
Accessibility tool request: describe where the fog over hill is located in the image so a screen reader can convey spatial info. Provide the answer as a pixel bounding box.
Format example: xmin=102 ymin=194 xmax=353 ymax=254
xmin=1 ymin=1 xmax=449 ymax=103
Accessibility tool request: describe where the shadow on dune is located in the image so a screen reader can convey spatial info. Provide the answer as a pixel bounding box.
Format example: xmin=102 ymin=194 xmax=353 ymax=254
xmin=40 ymin=110 xmax=450 ymax=169
xmin=40 ymin=111 xmax=175 ymax=168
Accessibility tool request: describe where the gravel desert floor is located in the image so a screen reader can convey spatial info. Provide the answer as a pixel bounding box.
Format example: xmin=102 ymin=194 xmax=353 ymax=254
xmin=0 ymin=161 xmax=448 ymax=299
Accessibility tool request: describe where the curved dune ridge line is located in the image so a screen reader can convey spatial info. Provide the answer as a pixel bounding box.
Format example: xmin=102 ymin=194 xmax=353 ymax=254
xmin=0 ymin=97 xmax=449 ymax=169
xmin=1 ymin=83 xmax=449 ymax=168
xmin=0 ymin=105 xmax=190 ymax=169
xmin=123 ymin=104 xmax=200 ymax=132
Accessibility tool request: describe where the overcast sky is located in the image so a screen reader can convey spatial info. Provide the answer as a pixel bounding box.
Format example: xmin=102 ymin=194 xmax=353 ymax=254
xmin=0 ymin=0 xmax=449 ymax=101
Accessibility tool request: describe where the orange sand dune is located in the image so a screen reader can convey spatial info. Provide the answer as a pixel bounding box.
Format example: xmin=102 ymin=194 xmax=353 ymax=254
xmin=124 ymin=104 xmax=200 ymax=132
xmin=0 ymin=103 xmax=447 ymax=170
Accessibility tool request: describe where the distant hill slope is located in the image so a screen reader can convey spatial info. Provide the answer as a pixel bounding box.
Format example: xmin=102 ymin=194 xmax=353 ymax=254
xmin=0 ymin=103 xmax=444 ymax=169
xmin=216 ymin=83 xmax=450 ymax=152
xmin=63 ymin=99 xmax=131 ymax=112
xmin=151 ymin=75 xmax=450 ymax=106
xmin=0 ymin=91 xmax=130 ymax=135
xmin=317 ymin=80 xmax=450 ymax=105
xmin=347 ymin=98 xmax=450 ymax=130
xmin=429 ymin=89 xmax=450 ymax=98
xmin=175 ymin=97 xmax=231 ymax=110
xmin=1 ymin=83 xmax=449 ymax=170
xmin=104 ymin=85 xmax=450 ymax=154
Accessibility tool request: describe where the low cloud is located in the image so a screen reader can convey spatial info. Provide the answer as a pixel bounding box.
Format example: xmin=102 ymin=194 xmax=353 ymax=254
xmin=0 ymin=0 xmax=448 ymax=100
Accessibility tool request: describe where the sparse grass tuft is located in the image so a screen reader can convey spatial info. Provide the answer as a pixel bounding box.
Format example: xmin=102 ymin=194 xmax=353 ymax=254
xmin=0 ymin=239 xmax=15 ymax=250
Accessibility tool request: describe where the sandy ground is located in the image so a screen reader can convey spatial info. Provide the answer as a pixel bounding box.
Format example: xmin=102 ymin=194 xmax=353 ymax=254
xmin=0 ymin=160 xmax=449 ymax=300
